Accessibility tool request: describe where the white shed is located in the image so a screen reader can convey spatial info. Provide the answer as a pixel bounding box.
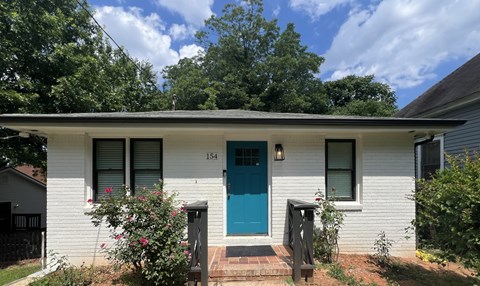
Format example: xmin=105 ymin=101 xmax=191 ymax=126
xmin=0 ymin=110 xmax=465 ymax=265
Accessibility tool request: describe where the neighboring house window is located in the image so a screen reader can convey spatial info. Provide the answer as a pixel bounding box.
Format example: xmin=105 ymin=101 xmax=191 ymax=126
xmin=131 ymin=139 xmax=163 ymax=192
xmin=326 ymin=139 xmax=356 ymax=201
xmin=93 ymin=139 xmax=125 ymax=200
xmin=419 ymin=140 xmax=441 ymax=179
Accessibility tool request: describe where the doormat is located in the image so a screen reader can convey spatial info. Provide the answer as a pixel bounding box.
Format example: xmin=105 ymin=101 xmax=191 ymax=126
xmin=226 ymin=245 xmax=276 ymax=257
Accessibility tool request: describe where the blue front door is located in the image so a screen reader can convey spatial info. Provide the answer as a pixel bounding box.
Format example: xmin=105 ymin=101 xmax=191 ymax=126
xmin=227 ymin=141 xmax=268 ymax=235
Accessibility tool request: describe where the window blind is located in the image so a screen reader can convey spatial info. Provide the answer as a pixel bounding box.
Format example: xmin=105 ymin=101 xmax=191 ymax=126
xmin=132 ymin=140 xmax=162 ymax=190
xmin=94 ymin=140 xmax=125 ymax=200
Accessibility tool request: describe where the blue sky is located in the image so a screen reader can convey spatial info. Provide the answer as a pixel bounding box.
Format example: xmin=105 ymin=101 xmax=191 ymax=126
xmin=88 ymin=0 xmax=480 ymax=109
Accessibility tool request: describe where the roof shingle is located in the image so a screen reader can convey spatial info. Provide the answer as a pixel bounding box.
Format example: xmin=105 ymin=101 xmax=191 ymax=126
xmin=396 ymin=53 xmax=480 ymax=117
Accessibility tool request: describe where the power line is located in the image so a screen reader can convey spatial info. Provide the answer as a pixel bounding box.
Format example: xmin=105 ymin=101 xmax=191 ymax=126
xmin=75 ymin=0 xmax=161 ymax=92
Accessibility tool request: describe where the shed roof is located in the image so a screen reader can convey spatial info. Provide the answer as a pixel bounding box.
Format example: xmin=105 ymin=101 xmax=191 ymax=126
xmin=0 ymin=109 xmax=466 ymax=128
xmin=396 ymin=53 xmax=480 ymax=117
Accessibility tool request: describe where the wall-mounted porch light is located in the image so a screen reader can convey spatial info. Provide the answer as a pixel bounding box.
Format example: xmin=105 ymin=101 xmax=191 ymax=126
xmin=274 ymin=144 xmax=285 ymax=161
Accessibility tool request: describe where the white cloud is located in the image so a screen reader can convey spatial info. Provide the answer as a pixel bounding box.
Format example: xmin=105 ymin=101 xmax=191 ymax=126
xmin=289 ymin=0 xmax=352 ymax=19
xmin=94 ymin=6 xmax=202 ymax=76
xmin=273 ymin=5 xmax=281 ymax=17
xmin=323 ymin=0 xmax=480 ymax=89
xmin=155 ymin=0 xmax=214 ymax=27
xmin=168 ymin=23 xmax=196 ymax=41
xmin=179 ymin=44 xmax=203 ymax=59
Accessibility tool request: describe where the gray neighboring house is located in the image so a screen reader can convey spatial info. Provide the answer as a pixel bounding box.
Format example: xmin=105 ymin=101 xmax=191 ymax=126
xmin=396 ymin=53 xmax=480 ymax=179
xmin=0 ymin=167 xmax=46 ymax=232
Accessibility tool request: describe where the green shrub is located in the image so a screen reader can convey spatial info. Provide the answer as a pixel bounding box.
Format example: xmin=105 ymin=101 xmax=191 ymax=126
xmin=313 ymin=190 xmax=345 ymax=263
xmin=87 ymin=183 xmax=188 ymax=285
xmin=373 ymin=231 xmax=393 ymax=267
xmin=415 ymin=151 xmax=480 ymax=274
xmin=29 ymin=254 xmax=91 ymax=286
xmin=29 ymin=267 xmax=91 ymax=286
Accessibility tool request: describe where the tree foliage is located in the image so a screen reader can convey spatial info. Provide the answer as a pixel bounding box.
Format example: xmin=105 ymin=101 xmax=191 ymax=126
xmin=163 ymin=0 xmax=396 ymax=116
xmin=325 ymin=75 xmax=397 ymax=116
xmin=0 ymin=0 xmax=165 ymax=168
xmin=163 ymin=0 xmax=327 ymax=113
xmin=415 ymin=151 xmax=480 ymax=273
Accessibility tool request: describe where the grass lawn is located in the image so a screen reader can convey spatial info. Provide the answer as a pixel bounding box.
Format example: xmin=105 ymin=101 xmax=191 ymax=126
xmin=0 ymin=260 xmax=42 ymax=285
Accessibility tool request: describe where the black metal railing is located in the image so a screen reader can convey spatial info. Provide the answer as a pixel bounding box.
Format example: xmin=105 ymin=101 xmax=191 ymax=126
xmin=186 ymin=201 xmax=208 ymax=286
xmin=13 ymin=214 xmax=41 ymax=231
xmin=287 ymin=199 xmax=317 ymax=282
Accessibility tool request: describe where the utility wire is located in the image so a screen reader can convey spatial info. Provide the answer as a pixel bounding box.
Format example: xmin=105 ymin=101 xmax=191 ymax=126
xmin=75 ymin=0 xmax=161 ymax=92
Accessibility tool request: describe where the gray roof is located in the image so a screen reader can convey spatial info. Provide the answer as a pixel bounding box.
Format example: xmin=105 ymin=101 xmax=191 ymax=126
xmin=0 ymin=109 xmax=465 ymax=127
xmin=397 ymin=53 xmax=480 ymax=117
xmin=0 ymin=167 xmax=46 ymax=188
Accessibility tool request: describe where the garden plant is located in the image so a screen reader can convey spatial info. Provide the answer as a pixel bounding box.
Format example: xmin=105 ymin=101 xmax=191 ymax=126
xmin=313 ymin=189 xmax=345 ymax=263
xmin=415 ymin=151 xmax=480 ymax=275
xmin=88 ymin=183 xmax=189 ymax=285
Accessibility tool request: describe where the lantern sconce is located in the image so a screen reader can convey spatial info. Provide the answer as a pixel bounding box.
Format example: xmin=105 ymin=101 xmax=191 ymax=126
xmin=274 ymin=144 xmax=285 ymax=161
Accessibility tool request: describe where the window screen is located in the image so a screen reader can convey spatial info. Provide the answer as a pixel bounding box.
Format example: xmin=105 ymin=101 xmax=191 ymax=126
xmin=420 ymin=140 xmax=440 ymax=179
xmin=326 ymin=140 xmax=355 ymax=200
xmin=94 ymin=139 xmax=125 ymax=201
xmin=131 ymin=139 xmax=162 ymax=192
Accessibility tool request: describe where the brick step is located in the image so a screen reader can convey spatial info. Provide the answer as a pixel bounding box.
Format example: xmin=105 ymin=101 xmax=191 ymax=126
xmin=205 ymin=245 xmax=309 ymax=284
xmin=209 ymin=280 xmax=291 ymax=285
xmin=209 ymin=262 xmax=292 ymax=281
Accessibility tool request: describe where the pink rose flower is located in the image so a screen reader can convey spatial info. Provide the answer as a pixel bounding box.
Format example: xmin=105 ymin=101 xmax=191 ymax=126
xmin=138 ymin=195 xmax=146 ymax=201
xmin=130 ymin=241 xmax=137 ymax=246
xmin=105 ymin=187 xmax=113 ymax=193
xmin=171 ymin=210 xmax=178 ymax=217
xmin=140 ymin=237 xmax=149 ymax=247
xmin=87 ymin=198 xmax=93 ymax=203
xmin=315 ymin=197 xmax=321 ymax=201
xmin=181 ymin=241 xmax=187 ymax=247
xmin=115 ymin=234 xmax=124 ymax=240
xmin=184 ymin=250 xmax=189 ymax=256
xmin=127 ymin=216 xmax=133 ymax=222
xmin=100 ymin=243 xmax=106 ymax=249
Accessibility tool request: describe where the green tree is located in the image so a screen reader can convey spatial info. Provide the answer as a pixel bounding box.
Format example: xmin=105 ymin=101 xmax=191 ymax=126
xmin=324 ymin=75 xmax=397 ymax=116
xmin=0 ymin=0 xmax=165 ymax=168
xmin=415 ymin=151 xmax=480 ymax=273
xmin=163 ymin=0 xmax=326 ymax=113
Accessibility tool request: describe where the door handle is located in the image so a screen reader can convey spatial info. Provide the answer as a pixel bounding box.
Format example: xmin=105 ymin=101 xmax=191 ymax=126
xmin=227 ymin=183 xmax=231 ymax=199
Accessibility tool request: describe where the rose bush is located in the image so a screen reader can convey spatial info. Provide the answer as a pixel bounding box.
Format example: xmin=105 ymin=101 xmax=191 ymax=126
xmin=88 ymin=183 xmax=188 ymax=285
xmin=313 ymin=189 xmax=345 ymax=263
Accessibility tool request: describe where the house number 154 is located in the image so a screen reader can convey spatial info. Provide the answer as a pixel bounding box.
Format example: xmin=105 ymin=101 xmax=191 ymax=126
xmin=206 ymin=153 xmax=218 ymax=160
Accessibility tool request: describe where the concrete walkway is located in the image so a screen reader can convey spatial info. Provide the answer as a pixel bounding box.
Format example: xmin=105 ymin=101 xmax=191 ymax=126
xmin=5 ymin=269 xmax=50 ymax=286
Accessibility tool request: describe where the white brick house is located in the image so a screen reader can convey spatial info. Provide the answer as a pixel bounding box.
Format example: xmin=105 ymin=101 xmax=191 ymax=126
xmin=0 ymin=110 xmax=464 ymax=265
